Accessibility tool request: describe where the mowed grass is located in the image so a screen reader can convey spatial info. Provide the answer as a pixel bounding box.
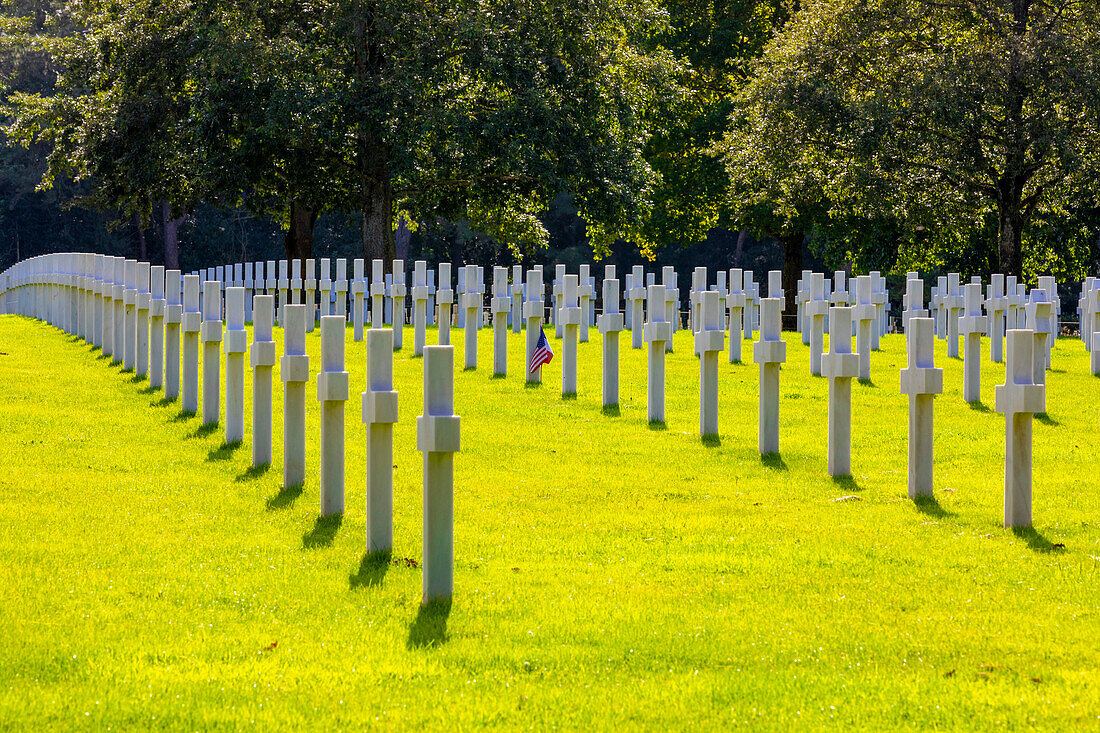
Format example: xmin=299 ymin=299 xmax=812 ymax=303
xmin=0 ymin=311 xmax=1098 ymax=729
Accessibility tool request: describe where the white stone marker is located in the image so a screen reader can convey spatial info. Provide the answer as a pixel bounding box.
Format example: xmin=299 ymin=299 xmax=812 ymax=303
xmin=437 ymin=263 xmax=454 ymax=346
xmin=560 ymin=274 xmax=581 ymax=396
xmin=123 ymin=259 xmax=137 ymax=371
xmin=853 ymin=275 xmax=875 ymax=381
xmin=831 ymin=271 xmax=849 ymax=312
xmin=822 ymin=306 xmax=860 ymax=476
xmin=289 ymin=258 xmax=302 ymax=308
xmin=352 ymin=258 xmax=366 ymax=341
xmin=691 ymin=266 xmax=706 ymax=355
xmin=870 ymin=271 xmax=887 ymax=347
xmin=1025 ymin=290 xmax=1052 ymax=400
xmin=696 ymin=290 xmax=725 ymax=438
xmin=264 ymin=260 xmax=277 ymax=324
xmin=90 ymin=255 xmax=103 ymax=349
xmin=181 ymin=274 xmax=201 ymax=412
xmin=524 ymin=268 xmax=546 ymax=384
xmin=748 ymin=268 xmax=756 ymax=338
xmin=278 ymin=259 xmax=290 ymax=326
xmin=491 ymin=266 xmax=510 ymax=375
xmin=135 ymin=262 xmax=151 ymax=378
xmin=363 ymin=328 xmax=398 ymax=552
xmin=385 ymin=273 xmax=394 ymax=324
xmin=987 ymin=274 xmax=1007 ymax=363
xmin=1004 ymin=274 xmax=1020 ymax=331
xmin=165 ymin=270 xmax=182 ymax=400
xmin=303 ymin=258 xmax=317 ymax=332
xmin=463 ymin=264 xmax=479 ymax=368
xmin=113 ymin=258 xmax=126 ymax=363
xmin=598 ymin=267 xmax=622 ymax=407
xmin=754 ymin=297 xmax=787 ymax=454
xmin=223 ymin=286 xmax=247 ymax=443
xmin=149 ymin=266 xmax=165 ymax=389
xmin=660 ymin=266 xmax=676 ymax=353
xmin=417 ymin=345 xmax=461 ymax=604
xmin=959 ymin=282 xmax=987 ymax=402
xmin=412 ymin=260 xmax=429 ymax=356
xmin=1092 ymin=286 xmax=1100 ymax=377
xmin=243 ymin=263 xmax=254 ymax=323
xmin=427 ymin=269 xmax=436 ymax=327
xmin=334 ymin=259 xmax=348 ymax=319
xmin=629 ymin=265 xmax=646 ymax=350
xmin=250 ymin=295 xmax=276 ymax=467
xmin=392 ymin=259 xmax=406 ymax=349
xmin=370 ymin=259 xmax=385 ymax=330
xmin=645 ymin=284 xmax=671 ymax=422
xmin=945 ymin=273 xmax=963 ymax=357
xmin=900 ymin=315 xmax=943 ymax=498
xmin=318 ymin=258 xmax=331 ymax=319
xmin=477 ymin=266 xmax=486 ymax=329
xmin=317 ymin=315 xmax=349 ymax=516
xmin=511 ymin=265 xmax=524 ymax=334
xmin=807 ymin=273 xmax=828 ymax=376
xmin=579 ymin=264 xmax=592 ymax=343
xmin=455 ymin=267 xmax=466 ymax=330
xmin=995 ymin=329 xmax=1045 ymax=528
xmin=201 ymin=280 xmax=223 ymax=426
xmin=281 ymin=304 xmax=309 ymax=487
xmin=553 ymin=264 xmax=566 ymax=338
xmin=798 ymin=269 xmax=810 ymax=344
xmin=903 ymin=277 xmax=927 ymax=334
xmin=1037 ymin=275 xmax=1057 ymax=367
xmin=727 ymin=268 xmax=745 ymax=363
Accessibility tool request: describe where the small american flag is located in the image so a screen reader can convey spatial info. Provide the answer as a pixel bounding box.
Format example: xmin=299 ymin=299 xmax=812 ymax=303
xmin=529 ymin=326 xmax=554 ymax=373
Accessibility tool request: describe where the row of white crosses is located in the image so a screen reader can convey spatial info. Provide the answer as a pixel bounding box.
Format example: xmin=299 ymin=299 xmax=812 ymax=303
xmin=0 ymin=255 xmax=1072 ymax=530
xmin=0 ymin=253 xmax=460 ymax=605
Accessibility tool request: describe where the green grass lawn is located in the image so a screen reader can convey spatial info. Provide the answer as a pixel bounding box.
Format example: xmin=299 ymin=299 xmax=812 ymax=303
xmin=1 ymin=313 xmax=1098 ymax=729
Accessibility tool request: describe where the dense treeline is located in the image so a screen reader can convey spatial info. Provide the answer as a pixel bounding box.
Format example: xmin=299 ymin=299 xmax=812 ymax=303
xmin=2 ymin=0 xmax=1099 ymax=295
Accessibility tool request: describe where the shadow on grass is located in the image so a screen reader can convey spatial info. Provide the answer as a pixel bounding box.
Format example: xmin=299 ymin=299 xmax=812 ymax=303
xmin=266 ymin=482 xmax=302 ymax=510
xmin=349 ymin=551 xmax=391 ymax=590
xmin=648 ymin=420 xmax=667 ymax=431
xmin=1010 ymin=526 xmax=1066 ymax=554
xmin=1036 ymin=412 xmax=1060 ymax=426
xmin=128 ymin=373 xmax=147 ymax=385
xmin=171 ymin=410 xmax=196 ymax=422
xmin=237 ymin=462 xmax=271 ymax=483
xmin=187 ymin=422 xmax=220 ymax=439
xmin=702 ymin=434 xmax=722 ymax=448
xmin=601 ymin=404 xmax=620 ymax=418
xmin=967 ymin=400 xmax=992 ymax=413
xmin=913 ymin=494 xmax=955 ymax=518
xmin=407 ymin=599 xmax=452 ymax=649
xmin=154 ymin=396 xmax=177 ymax=408
xmin=523 ymin=381 xmax=543 ymax=390
xmin=138 ymin=384 xmax=159 ymax=395
xmin=857 ymin=378 xmax=877 ymax=388
xmin=302 ymin=514 xmax=343 ymax=548
xmin=462 ymin=366 xmax=477 ymax=372
xmin=761 ymin=452 xmax=788 ymax=471
xmin=831 ymin=474 xmax=862 ymax=492
xmin=208 ymin=440 xmax=243 ymax=462
xmin=562 ymin=392 xmax=577 ymax=401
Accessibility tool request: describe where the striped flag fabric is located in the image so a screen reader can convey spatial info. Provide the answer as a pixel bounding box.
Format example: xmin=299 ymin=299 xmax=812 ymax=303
xmin=529 ymin=326 xmax=554 ymax=373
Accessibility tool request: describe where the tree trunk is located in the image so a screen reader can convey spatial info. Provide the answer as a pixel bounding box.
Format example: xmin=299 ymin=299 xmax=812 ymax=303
xmin=134 ymin=214 xmax=147 ymax=260
xmin=283 ymin=200 xmax=316 ymax=262
xmin=734 ymin=228 xmax=747 ymax=267
xmin=996 ymin=197 xmax=1024 ymax=277
xmin=781 ymin=231 xmax=803 ymax=316
xmin=161 ymin=201 xmax=184 ymax=270
xmin=360 ymin=178 xmax=395 ymax=263
xmin=395 ymin=215 xmax=411 ymax=261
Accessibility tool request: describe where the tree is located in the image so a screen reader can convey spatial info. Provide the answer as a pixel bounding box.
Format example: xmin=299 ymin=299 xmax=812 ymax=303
xmin=722 ymin=0 xmax=1100 ymax=277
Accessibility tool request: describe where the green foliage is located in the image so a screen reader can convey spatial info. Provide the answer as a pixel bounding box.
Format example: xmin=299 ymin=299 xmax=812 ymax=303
xmin=722 ymin=0 xmax=1100 ymax=276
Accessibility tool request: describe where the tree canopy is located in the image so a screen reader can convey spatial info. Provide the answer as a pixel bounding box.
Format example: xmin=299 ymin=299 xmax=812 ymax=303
xmin=722 ymin=0 xmax=1100 ymax=278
